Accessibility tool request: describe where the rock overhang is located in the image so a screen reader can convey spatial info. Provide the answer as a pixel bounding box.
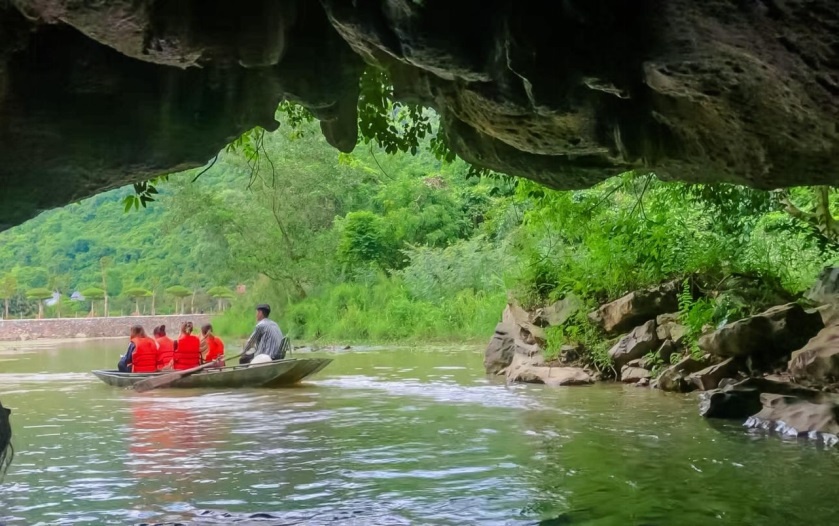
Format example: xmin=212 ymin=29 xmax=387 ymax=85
xmin=1 ymin=0 xmax=838 ymax=230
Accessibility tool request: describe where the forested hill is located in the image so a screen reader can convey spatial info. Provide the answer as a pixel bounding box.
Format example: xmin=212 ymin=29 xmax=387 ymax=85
xmin=0 ymin=163 xmax=242 ymax=316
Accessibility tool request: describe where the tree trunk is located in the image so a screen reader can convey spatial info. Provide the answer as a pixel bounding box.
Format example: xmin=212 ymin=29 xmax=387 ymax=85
xmin=151 ymin=293 xmax=156 ymax=316
xmin=134 ymin=298 xmax=140 ymax=315
xmin=191 ymin=292 xmax=196 ymax=314
xmin=37 ymin=302 xmax=44 ymax=319
xmin=104 ymin=294 xmax=109 ymax=317
xmin=3 ymin=298 xmax=8 ymax=319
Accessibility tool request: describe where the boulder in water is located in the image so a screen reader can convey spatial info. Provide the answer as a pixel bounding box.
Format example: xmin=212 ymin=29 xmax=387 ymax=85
xmin=589 ymin=280 xmax=680 ymax=334
xmin=699 ymin=377 xmax=822 ymax=419
xmin=484 ymin=303 xmax=543 ymax=375
xmin=697 ymin=303 xmax=823 ymax=366
xmin=608 ymin=320 xmax=659 ymax=371
xmin=788 ymin=325 xmax=839 ymax=384
xmin=506 ymin=353 xmax=593 ymax=387
xmin=484 ymin=321 xmax=517 ymax=375
xmin=744 ymin=393 xmax=839 ymax=446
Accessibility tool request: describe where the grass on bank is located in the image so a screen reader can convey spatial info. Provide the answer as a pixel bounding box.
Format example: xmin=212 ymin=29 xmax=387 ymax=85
xmin=212 ymin=275 xmax=507 ymax=344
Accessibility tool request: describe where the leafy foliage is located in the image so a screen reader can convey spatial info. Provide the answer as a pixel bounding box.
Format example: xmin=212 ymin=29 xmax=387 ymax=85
xmin=80 ymin=287 xmax=105 ymax=300
xmin=25 ymin=288 xmax=53 ymax=300
xmin=123 ymin=176 xmax=169 ymax=211
xmin=165 ymin=286 xmax=192 ymax=298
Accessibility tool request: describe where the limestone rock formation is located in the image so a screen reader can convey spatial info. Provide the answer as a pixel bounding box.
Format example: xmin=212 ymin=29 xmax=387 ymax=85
xmin=607 ymin=319 xmax=659 ymax=370
xmin=484 ymin=320 xmax=517 ymax=375
xmin=699 ymin=377 xmax=822 ymax=419
xmin=788 ymin=325 xmax=839 ymax=384
xmin=698 ymin=303 xmax=824 ymax=367
xmin=532 ymin=295 xmax=581 ymax=328
xmin=805 ymin=267 xmax=839 ymax=325
xmin=3 ymin=1 xmax=839 ymax=230
xmin=655 ymin=313 xmax=687 ymax=345
xmin=590 ymin=281 xmax=679 ymax=334
xmin=805 ymin=267 xmax=839 ymax=306
xmin=656 ymin=355 xmax=709 ymax=393
xmin=656 ymin=339 xmax=677 ymax=364
xmin=620 ymin=365 xmax=651 ymax=384
xmin=506 ymin=353 xmax=594 ymax=387
xmin=744 ymin=394 xmax=839 ymax=446
xmin=686 ymin=358 xmax=740 ymax=391
xmin=484 ymin=303 xmax=543 ymax=375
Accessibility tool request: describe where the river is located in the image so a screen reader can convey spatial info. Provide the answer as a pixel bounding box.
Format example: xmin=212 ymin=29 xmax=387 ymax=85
xmin=1 ymin=339 xmax=838 ymax=525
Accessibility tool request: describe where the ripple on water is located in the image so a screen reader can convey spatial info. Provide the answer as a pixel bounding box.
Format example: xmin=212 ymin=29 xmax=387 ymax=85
xmin=5 ymin=345 xmax=839 ymax=525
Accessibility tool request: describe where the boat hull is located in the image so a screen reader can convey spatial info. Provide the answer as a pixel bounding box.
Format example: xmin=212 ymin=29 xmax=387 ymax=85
xmin=91 ymin=358 xmax=332 ymax=389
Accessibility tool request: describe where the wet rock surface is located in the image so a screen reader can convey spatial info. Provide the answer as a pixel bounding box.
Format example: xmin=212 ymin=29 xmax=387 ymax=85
xmin=4 ymin=2 xmax=839 ymax=230
xmin=744 ymin=394 xmax=839 ymax=446
xmin=699 ymin=377 xmax=823 ymax=420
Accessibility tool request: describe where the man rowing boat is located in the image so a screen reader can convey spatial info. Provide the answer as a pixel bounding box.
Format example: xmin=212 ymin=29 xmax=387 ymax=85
xmin=240 ymin=304 xmax=288 ymax=365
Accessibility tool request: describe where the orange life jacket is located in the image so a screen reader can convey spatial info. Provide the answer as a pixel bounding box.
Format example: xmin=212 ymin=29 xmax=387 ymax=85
xmin=205 ymin=335 xmax=225 ymax=365
xmin=156 ymin=336 xmax=175 ymax=370
xmin=131 ymin=337 xmax=159 ymax=373
xmin=174 ymin=334 xmax=201 ymax=370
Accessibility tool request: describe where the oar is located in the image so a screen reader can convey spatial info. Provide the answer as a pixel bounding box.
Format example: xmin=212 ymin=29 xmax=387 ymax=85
xmin=132 ymin=350 xmax=246 ymax=393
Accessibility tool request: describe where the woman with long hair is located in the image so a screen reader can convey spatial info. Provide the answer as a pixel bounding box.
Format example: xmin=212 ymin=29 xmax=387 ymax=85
xmin=173 ymin=321 xmax=201 ymax=370
xmin=153 ymin=325 xmax=175 ymax=371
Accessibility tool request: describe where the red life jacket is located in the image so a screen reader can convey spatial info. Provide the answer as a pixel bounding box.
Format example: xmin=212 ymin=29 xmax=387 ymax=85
xmin=205 ymin=335 xmax=225 ymax=365
xmin=131 ymin=337 xmax=159 ymax=373
xmin=174 ymin=334 xmax=201 ymax=370
xmin=156 ymin=336 xmax=174 ymax=370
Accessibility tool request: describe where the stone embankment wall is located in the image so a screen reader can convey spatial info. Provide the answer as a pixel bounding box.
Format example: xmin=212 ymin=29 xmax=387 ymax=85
xmin=0 ymin=314 xmax=213 ymax=341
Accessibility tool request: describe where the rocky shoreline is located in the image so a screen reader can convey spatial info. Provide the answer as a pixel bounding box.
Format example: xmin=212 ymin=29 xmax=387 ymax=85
xmin=485 ymin=268 xmax=839 ymax=446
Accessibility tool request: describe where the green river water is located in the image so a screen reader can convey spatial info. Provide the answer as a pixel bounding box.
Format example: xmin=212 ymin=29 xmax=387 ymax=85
xmin=1 ymin=339 xmax=839 ymax=525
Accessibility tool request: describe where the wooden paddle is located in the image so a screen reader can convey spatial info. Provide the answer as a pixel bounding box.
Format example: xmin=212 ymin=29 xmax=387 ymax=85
xmin=132 ymin=350 xmax=246 ymax=393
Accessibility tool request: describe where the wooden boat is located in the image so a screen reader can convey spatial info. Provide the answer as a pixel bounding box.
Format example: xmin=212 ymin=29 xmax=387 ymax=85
xmin=91 ymin=358 xmax=332 ymax=389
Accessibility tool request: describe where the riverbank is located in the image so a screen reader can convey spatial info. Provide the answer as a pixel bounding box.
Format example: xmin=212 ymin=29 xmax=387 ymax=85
xmin=485 ymin=269 xmax=839 ymax=446
xmin=0 ymin=314 xmax=213 ymax=341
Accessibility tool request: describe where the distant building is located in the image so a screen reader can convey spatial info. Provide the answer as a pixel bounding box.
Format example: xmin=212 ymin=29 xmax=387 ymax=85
xmin=45 ymin=291 xmax=60 ymax=306
xmin=70 ymin=291 xmax=85 ymax=301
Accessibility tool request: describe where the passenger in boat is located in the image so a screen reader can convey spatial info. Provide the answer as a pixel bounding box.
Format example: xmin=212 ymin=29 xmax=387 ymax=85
xmin=154 ymin=325 xmax=175 ymax=371
xmin=173 ymin=321 xmax=202 ymax=370
xmin=119 ymin=325 xmax=158 ymax=373
xmin=200 ymin=323 xmax=225 ymax=367
xmin=240 ymin=304 xmax=287 ymax=365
